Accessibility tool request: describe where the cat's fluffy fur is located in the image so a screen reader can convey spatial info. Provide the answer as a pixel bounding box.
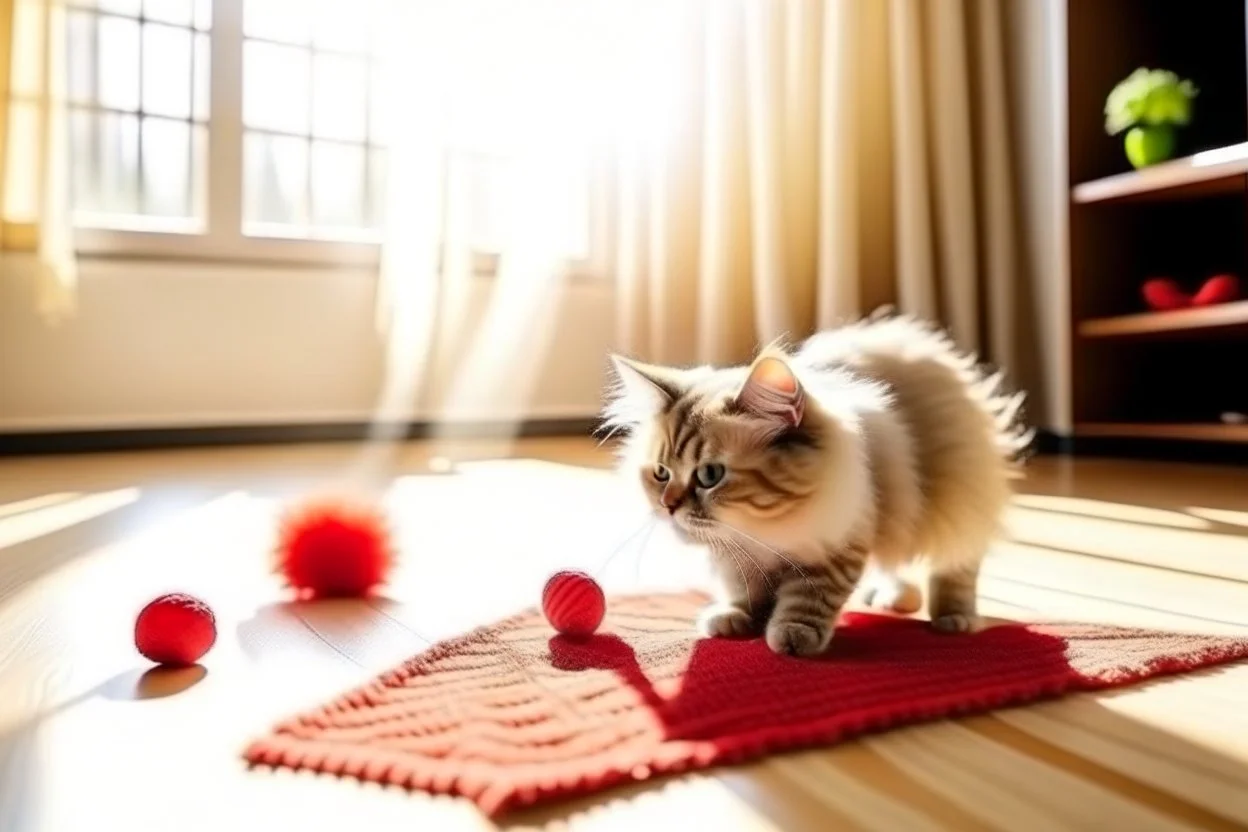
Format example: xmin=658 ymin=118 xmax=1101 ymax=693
xmin=602 ymin=310 xmax=1031 ymax=657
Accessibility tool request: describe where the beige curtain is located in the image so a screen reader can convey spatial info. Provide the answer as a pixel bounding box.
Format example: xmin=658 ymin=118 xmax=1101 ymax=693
xmin=372 ymin=0 xmax=1031 ymax=411
xmin=609 ymin=0 xmax=1027 ymax=372
xmin=1 ymin=0 xmax=76 ymax=321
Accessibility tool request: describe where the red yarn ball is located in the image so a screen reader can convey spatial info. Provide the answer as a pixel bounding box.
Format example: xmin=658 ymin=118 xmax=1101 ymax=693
xmin=542 ymin=570 xmax=605 ymax=638
xmin=275 ymin=496 xmax=393 ymax=599
xmin=135 ymin=593 xmax=216 ymax=666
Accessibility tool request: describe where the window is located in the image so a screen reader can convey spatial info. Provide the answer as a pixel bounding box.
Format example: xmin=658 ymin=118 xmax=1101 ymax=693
xmin=239 ymin=0 xmax=385 ymax=240
xmin=65 ymin=0 xmax=211 ymax=230
xmin=54 ymin=0 xmax=595 ymax=268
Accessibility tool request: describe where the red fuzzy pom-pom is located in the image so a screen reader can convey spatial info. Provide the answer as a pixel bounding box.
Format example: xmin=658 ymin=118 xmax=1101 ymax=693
xmin=542 ymin=570 xmax=605 ymax=638
xmin=275 ymin=496 xmax=393 ymax=599
xmin=135 ymin=593 xmax=216 ymax=666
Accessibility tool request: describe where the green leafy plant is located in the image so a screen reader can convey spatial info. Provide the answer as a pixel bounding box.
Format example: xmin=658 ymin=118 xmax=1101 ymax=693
xmin=1104 ymin=68 xmax=1198 ymax=168
xmin=1104 ymin=68 xmax=1198 ymax=135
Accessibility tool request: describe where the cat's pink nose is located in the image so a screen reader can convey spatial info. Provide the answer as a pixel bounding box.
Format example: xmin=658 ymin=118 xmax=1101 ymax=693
xmin=660 ymin=484 xmax=687 ymax=514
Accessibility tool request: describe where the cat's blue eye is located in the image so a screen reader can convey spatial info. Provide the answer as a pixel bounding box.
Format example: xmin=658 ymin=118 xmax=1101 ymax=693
xmin=653 ymin=464 xmax=671 ymax=482
xmin=695 ymin=462 xmax=726 ymax=489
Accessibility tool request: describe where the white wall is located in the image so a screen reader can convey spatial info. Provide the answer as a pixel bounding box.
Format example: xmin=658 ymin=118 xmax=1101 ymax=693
xmin=0 ymin=256 xmax=616 ymax=430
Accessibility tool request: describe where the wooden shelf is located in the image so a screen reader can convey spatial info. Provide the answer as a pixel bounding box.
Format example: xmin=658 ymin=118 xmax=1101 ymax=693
xmin=1075 ymin=422 xmax=1248 ymax=443
xmin=1072 ymin=142 xmax=1248 ymax=204
xmin=1078 ymin=300 xmax=1248 ymax=337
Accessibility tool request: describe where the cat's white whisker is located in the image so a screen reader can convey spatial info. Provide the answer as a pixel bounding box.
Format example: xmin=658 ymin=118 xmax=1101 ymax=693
xmin=712 ymin=521 xmax=813 ymax=587
xmin=718 ymin=543 xmax=752 ymax=611
xmin=720 ymin=535 xmax=773 ymax=590
xmin=631 ymin=517 xmax=659 ymax=584
xmin=594 ymin=515 xmax=659 ymax=577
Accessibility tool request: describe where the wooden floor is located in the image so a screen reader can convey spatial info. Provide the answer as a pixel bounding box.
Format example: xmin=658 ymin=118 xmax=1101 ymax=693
xmin=1 ymin=438 xmax=1246 ymax=831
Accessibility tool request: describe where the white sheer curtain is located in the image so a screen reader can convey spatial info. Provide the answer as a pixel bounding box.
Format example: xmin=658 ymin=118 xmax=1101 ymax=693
xmin=2 ymin=0 xmax=76 ymax=321
xmin=371 ymin=0 xmax=1030 ymax=404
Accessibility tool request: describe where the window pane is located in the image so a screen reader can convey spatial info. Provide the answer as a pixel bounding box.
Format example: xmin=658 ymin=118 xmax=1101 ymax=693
xmin=142 ymin=23 xmax=192 ymax=118
xmin=463 ymin=154 xmax=508 ymax=251
xmin=369 ymin=148 xmax=386 ymax=226
xmin=97 ymin=0 xmax=142 ymax=15
xmin=243 ymin=41 xmax=310 ymax=134
xmin=369 ymin=65 xmax=388 ymax=144
xmin=69 ymin=111 xmax=93 ymax=212
xmin=310 ymin=141 xmax=365 ymax=228
xmin=244 ymin=132 xmax=309 ymax=226
xmin=71 ymin=111 xmax=141 ymax=216
xmin=244 ymin=0 xmax=311 ymax=45
xmin=192 ymin=125 xmax=208 ymax=217
xmin=194 ymin=34 xmax=210 ymax=120
xmin=194 ymin=0 xmax=212 ymax=31
xmin=312 ymin=0 xmax=368 ymax=52
xmin=312 ymin=53 xmax=366 ymax=142
xmin=99 ymin=113 xmax=142 ymax=215
xmin=143 ymin=0 xmax=193 ymax=26
xmin=67 ymin=11 xmax=95 ymax=105
xmin=141 ymin=117 xmax=191 ymax=216
xmin=98 ymin=16 xmax=141 ymax=111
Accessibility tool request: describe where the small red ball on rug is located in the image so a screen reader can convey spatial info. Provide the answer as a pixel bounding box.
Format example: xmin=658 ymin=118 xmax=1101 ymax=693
xmin=135 ymin=592 xmax=216 ymax=666
xmin=542 ymin=570 xmax=605 ymax=638
xmin=275 ymin=496 xmax=393 ymax=599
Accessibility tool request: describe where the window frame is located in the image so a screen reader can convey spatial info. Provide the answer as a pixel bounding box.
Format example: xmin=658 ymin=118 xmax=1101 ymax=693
xmin=68 ymin=0 xmax=377 ymax=266
xmin=69 ymin=0 xmax=606 ymax=275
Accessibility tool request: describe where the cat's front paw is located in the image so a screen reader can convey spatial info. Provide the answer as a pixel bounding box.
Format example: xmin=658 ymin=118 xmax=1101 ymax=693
xmin=765 ymin=618 xmax=832 ymax=657
xmin=698 ymin=604 xmax=759 ymax=639
xmin=931 ymin=613 xmax=980 ymax=633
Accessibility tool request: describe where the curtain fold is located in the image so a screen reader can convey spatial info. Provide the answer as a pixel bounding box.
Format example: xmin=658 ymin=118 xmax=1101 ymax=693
xmin=606 ymin=0 xmax=1031 ymax=371
xmin=1 ymin=0 xmax=76 ymax=322
xmin=372 ymin=0 xmax=1033 ymax=384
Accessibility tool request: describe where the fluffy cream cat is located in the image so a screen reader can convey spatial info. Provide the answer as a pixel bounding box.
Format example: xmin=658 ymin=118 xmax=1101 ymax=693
xmin=603 ymin=311 xmax=1031 ymax=657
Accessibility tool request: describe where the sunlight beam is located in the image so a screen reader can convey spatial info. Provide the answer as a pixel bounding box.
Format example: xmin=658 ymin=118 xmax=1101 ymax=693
xmin=0 ymin=493 xmax=81 ymax=520
xmin=0 ymin=489 xmax=141 ymax=550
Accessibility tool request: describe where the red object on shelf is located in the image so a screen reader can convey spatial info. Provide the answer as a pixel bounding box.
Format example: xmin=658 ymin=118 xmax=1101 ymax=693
xmin=1141 ymin=277 xmax=1192 ymax=311
xmin=244 ymin=591 xmax=1248 ymax=817
xmin=1192 ymin=273 xmax=1240 ymax=306
xmin=1142 ymin=274 xmax=1241 ymax=311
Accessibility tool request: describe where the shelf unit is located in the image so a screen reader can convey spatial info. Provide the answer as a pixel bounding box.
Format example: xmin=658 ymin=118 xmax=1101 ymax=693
xmin=1077 ymin=299 xmax=1248 ymax=338
xmin=1072 ymin=142 xmax=1248 ymax=204
xmin=1075 ymin=422 xmax=1248 ymax=443
xmin=1066 ymin=1 xmax=1248 ymax=453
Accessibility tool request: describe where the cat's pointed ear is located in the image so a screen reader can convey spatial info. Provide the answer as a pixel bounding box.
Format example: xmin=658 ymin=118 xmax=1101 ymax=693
xmin=609 ymin=355 xmax=683 ymax=409
xmin=735 ymin=356 xmax=805 ymax=429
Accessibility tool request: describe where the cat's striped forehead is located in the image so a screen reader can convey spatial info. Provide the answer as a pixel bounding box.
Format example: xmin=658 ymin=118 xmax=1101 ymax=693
xmin=654 ymin=391 xmax=724 ymax=464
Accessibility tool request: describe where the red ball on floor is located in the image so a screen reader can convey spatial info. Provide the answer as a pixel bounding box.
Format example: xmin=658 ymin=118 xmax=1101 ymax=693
xmin=135 ymin=593 xmax=216 ymax=666
xmin=542 ymin=571 xmax=605 ymax=638
xmin=275 ymin=496 xmax=394 ymax=599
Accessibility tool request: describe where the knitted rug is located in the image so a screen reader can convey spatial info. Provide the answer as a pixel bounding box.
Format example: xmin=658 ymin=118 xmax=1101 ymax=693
xmin=244 ymin=591 xmax=1248 ymax=816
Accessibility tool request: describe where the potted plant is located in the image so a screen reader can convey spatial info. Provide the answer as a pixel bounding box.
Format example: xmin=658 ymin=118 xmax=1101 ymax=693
xmin=1104 ymin=68 xmax=1198 ymax=168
